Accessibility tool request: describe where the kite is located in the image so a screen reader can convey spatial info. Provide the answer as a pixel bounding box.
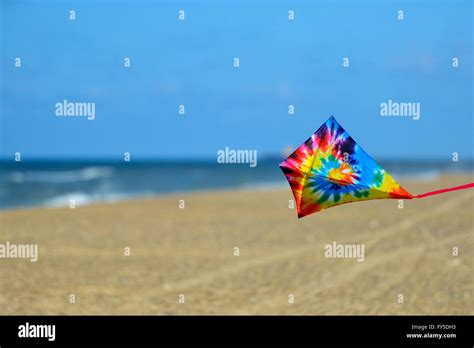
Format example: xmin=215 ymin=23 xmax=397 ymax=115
xmin=279 ymin=116 xmax=474 ymax=218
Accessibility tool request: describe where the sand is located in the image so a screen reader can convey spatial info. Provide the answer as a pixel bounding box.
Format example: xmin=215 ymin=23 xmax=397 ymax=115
xmin=0 ymin=175 xmax=472 ymax=314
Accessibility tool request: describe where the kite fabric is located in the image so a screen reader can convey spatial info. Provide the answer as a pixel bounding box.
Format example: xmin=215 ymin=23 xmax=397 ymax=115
xmin=279 ymin=116 xmax=474 ymax=218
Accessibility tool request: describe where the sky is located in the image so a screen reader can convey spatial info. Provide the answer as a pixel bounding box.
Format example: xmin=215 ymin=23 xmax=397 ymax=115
xmin=1 ymin=0 xmax=472 ymax=161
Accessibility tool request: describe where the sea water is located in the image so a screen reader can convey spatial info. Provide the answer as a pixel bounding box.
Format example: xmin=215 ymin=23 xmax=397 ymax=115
xmin=0 ymin=159 xmax=472 ymax=210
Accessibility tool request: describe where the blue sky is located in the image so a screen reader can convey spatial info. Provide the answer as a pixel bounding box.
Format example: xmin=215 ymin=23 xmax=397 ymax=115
xmin=1 ymin=0 xmax=472 ymax=160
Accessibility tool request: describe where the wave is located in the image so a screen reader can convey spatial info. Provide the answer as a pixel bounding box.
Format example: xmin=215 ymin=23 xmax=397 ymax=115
xmin=238 ymin=181 xmax=287 ymax=191
xmin=388 ymin=170 xmax=441 ymax=181
xmin=9 ymin=166 xmax=115 ymax=184
xmin=42 ymin=191 xmax=139 ymax=208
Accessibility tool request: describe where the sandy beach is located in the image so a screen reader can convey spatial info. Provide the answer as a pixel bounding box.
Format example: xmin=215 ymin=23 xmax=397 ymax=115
xmin=0 ymin=175 xmax=472 ymax=315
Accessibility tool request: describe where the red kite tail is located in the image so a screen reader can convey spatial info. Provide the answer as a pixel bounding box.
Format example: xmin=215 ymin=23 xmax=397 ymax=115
xmin=414 ymin=182 xmax=474 ymax=199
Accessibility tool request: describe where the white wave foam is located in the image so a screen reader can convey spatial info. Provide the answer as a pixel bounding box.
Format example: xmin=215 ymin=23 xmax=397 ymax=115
xmin=391 ymin=170 xmax=441 ymax=181
xmin=239 ymin=181 xmax=287 ymax=192
xmin=10 ymin=166 xmax=115 ymax=184
xmin=42 ymin=191 xmax=132 ymax=208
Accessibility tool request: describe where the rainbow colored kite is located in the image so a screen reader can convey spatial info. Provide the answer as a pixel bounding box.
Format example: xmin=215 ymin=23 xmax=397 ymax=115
xmin=280 ymin=116 xmax=474 ymax=218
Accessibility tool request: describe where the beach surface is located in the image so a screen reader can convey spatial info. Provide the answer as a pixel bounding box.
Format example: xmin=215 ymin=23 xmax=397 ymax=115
xmin=0 ymin=175 xmax=472 ymax=314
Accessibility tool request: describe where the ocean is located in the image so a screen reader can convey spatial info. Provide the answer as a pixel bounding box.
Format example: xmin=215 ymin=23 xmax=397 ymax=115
xmin=0 ymin=159 xmax=472 ymax=210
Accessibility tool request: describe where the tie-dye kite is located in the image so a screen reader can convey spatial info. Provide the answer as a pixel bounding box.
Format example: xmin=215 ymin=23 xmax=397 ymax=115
xmin=280 ymin=116 xmax=474 ymax=218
